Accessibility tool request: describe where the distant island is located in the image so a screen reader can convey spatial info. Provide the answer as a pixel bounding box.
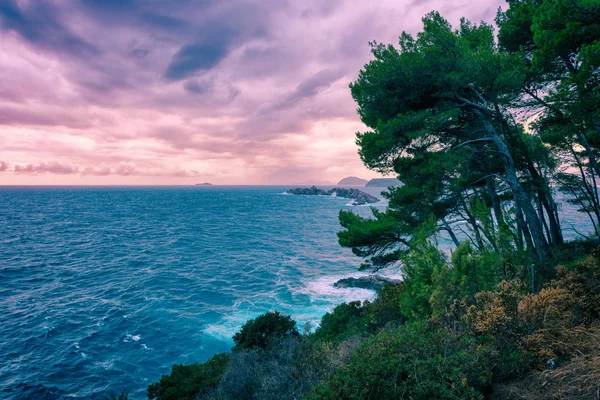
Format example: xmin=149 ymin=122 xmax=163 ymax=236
xmin=336 ymin=177 xmax=403 ymax=187
xmin=195 ymin=183 xmax=213 ymax=186
xmin=337 ymin=176 xmax=368 ymax=186
xmin=286 ymin=186 xmax=379 ymax=205
xmin=365 ymin=178 xmax=402 ymax=187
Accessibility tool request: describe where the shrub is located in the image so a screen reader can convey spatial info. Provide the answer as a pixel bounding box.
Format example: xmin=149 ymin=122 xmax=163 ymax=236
xmin=399 ymin=235 xmax=447 ymax=320
xmin=465 ymin=280 xmax=533 ymax=378
xmin=105 ymin=391 xmax=129 ymax=400
xmin=202 ymin=336 xmax=352 ymax=400
xmin=232 ymin=311 xmax=299 ymax=350
xmin=551 ymin=252 xmax=600 ymax=325
xmin=465 ymin=262 xmax=600 ymax=377
xmin=366 ymin=283 xmax=406 ymax=329
xmin=309 ymin=323 xmax=490 ymax=400
xmin=313 ymin=301 xmax=368 ymax=343
xmin=147 ymin=353 xmax=229 ymax=400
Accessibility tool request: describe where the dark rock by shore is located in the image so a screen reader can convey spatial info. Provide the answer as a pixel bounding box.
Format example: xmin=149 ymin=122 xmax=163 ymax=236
xmin=285 ymin=186 xmax=379 ymax=205
xmin=334 ymin=275 xmax=402 ymax=291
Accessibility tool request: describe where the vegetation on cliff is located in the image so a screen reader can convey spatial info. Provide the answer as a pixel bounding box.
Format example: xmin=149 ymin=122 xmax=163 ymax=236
xmin=145 ymin=241 xmax=600 ymax=399
xmin=144 ymin=1 xmax=600 ymax=398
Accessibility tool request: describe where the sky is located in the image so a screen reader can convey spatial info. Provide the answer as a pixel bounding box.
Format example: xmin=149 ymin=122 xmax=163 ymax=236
xmin=0 ymin=0 xmax=507 ymax=185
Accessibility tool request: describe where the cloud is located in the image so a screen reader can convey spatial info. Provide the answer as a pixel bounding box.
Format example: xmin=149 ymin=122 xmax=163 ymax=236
xmin=163 ymin=2 xmax=276 ymax=80
xmin=0 ymin=0 xmax=98 ymax=57
xmin=13 ymin=162 xmax=78 ymax=174
xmin=184 ymin=79 xmax=213 ymax=94
xmin=165 ymin=38 xmax=232 ymax=80
xmin=0 ymin=0 xmax=509 ymax=184
xmin=266 ymin=68 xmax=346 ymax=113
xmin=7 ymin=161 xmax=201 ymax=177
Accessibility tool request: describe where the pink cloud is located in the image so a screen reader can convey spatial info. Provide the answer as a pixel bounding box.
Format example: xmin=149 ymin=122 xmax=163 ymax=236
xmin=0 ymin=0 xmax=508 ymax=185
xmin=13 ymin=162 xmax=78 ymax=175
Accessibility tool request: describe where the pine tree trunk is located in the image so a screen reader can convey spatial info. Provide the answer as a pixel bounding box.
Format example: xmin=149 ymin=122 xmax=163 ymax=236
xmin=486 ymin=177 xmax=506 ymax=229
xmin=475 ymin=111 xmax=550 ymax=259
xmin=526 ymin=162 xmax=563 ymax=245
xmin=577 ymin=132 xmax=600 ymax=180
xmin=441 ymin=217 xmax=460 ymax=247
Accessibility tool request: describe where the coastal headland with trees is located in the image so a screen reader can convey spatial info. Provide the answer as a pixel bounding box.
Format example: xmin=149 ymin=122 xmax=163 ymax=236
xmin=141 ymin=1 xmax=600 ymax=399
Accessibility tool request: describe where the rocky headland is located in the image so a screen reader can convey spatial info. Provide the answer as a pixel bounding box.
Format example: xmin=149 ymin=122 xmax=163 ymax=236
xmin=285 ymin=186 xmax=379 ymax=205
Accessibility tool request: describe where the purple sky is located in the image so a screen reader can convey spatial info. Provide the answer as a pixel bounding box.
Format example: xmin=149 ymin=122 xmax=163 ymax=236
xmin=0 ymin=0 xmax=506 ymax=185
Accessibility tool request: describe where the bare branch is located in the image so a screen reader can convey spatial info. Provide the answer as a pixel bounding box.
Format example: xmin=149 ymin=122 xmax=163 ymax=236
xmin=451 ymin=138 xmax=494 ymax=150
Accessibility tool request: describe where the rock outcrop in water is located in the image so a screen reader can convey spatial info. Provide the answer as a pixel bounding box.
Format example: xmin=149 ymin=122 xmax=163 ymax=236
xmin=285 ymin=186 xmax=379 ymax=205
xmin=334 ymin=275 xmax=402 ymax=291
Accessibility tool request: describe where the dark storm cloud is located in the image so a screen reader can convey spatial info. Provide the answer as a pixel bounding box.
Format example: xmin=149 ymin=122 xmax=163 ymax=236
xmin=0 ymin=0 xmax=98 ymax=57
xmin=165 ymin=35 xmax=233 ymax=80
xmin=163 ymin=1 xmax=276 ymax=81
xmin=265 ymin=68 xmax=346 ymax=113
xmin=79 ymin=0 xmax=194 ymax=32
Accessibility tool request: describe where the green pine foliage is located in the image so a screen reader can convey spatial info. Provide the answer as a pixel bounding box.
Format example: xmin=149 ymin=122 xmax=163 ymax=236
xmin=232 ymin=311 xmax=299 ymax=350
xmin=309 ymin=323 xmax=489 ymax=400
xmin=147 ymin=353 xmax=229 ymax=400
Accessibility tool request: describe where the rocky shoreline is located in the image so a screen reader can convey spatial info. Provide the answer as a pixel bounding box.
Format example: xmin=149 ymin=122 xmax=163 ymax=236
xmin=334 ymin=275 xmax=402 ymax=291
xmin=285 ymin=186 xmax=379 ymax=205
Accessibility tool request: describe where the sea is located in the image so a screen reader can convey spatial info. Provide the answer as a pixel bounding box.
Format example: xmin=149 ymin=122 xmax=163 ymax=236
xmin=0 ymin=186 xmax=594 ymax=399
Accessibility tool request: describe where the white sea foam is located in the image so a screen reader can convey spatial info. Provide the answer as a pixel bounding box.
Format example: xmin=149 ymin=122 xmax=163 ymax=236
xmin=298 ymin=273 xmax=376 ymax=304
xmin=203 ymin=268 xmax=405 ymax=341
xmin=203 ymin=316 xmax=246 ymax=342
xmin=123 ymin=334 xmax=141 ymax=342
xmin=300 ymin=267 xmax=403 ymax=301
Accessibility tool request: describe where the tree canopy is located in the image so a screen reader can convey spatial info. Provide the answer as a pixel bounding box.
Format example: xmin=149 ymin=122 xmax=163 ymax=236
xmin=340 ymin=3 xmax=600 ymax=275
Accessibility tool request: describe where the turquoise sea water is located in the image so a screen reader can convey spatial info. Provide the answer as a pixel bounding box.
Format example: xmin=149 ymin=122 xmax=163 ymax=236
xmin=0 ymin=186 xmax=396 ymax=399
xmin=0 ymin=186 xmax=593 ymax=399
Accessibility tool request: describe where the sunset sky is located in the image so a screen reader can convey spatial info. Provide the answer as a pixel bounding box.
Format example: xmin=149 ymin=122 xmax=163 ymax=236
xmin=0 ymin=0 xmax=506 ymax=185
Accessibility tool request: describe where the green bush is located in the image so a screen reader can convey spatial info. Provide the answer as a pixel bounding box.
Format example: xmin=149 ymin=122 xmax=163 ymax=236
xmin=147 ymin=353 xmax=229 ymax=400
xmin=366 ymin=283 xmax=406 ymax=330
xmin=314 ymin=284 xmax=407 ymax=343
xmin=313 ymin=301 xmax=368 ymax=343
xmin=309 ymin=323 xmax=490 ymax=400
xmin=105 ymin=391 xmax=129 ymax=400
xmin=232 ymin=311 xmax=299 ymax=350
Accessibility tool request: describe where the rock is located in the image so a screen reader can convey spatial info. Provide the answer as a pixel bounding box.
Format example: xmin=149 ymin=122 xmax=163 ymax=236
xmin=195 ymin=182 xmax=213 ymax=186
xmin=285 ymin=186 xmax=379 ymax=205
xmin=286 ymin=186 xmax=329 ymax=196
xmin=365 ymin=178 xmax=402 ymax=187
xmin=337 ymin=176 xmax=368 ymax=186
xmin=334 ymin=275 xmax=402 ymax=291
